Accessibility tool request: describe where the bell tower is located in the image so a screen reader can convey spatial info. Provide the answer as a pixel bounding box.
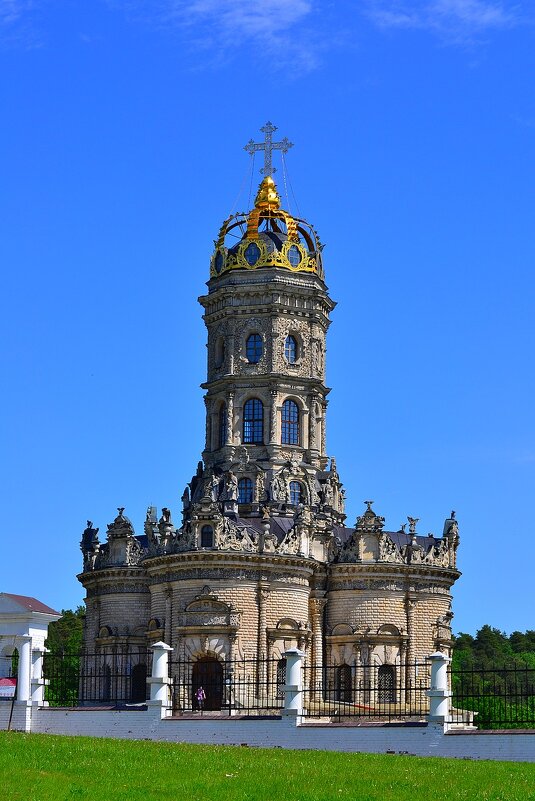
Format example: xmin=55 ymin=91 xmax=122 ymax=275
xmin=187 ymin=131 xmax=345 ymax=533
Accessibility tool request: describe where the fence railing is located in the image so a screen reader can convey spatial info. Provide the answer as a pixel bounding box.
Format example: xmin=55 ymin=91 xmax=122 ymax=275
xmin=301 ymin=662 xmax=431 ymax=721
xmin=43 ymin=649 xmax=150 ymax=707
xmin=451 ymin=664 xmax=535 ymax=729
xmin=169 ymin=656 xmax=284 ymax=716
xmin=38 ymin=648 xmax=535 ymax=729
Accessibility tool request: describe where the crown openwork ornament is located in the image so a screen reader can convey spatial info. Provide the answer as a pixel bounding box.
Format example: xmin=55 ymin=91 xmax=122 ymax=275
xmin=210 ymin=176 xmax=324 ymax=280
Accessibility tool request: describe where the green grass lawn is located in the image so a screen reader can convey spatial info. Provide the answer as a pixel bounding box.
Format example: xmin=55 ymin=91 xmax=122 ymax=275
xmin=0 ymin=732 xmax=533 ymax=801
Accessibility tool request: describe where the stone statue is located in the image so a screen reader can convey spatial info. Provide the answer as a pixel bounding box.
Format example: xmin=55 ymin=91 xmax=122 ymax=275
xmin=270 ymin=469 xmax=288 ymax=503
xmin=223 ymin=471 xmax=238 ymax=502
xmin=408 ymin=516 xmax=419 ymax=534
xmin=322 ymin=478 xmax=334 ymax=507
xmin=160 ymin=507 xmax=172 ymax=524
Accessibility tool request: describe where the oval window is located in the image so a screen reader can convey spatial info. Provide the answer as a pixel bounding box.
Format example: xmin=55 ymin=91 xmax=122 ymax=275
xmin=214 ymin=251 xmax=224 ymax=273
xmin=244 ymin=242 xmax=261 ymax=266
xmin=288 ymin=245 xmax=301 ymax=267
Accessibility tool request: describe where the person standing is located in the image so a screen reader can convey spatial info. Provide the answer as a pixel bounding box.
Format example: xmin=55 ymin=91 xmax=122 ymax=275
xmin=195 ymin=685 xmax=206 ymax=713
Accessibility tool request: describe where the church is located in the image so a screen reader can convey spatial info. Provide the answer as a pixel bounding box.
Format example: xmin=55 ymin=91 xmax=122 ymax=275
xmin=79 ymin=124 xmax=460 ymax=706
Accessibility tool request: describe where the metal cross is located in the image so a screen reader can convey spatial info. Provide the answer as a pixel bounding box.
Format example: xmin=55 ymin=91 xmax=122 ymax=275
xmin=244 ymin=122 xmax=293 ymax=176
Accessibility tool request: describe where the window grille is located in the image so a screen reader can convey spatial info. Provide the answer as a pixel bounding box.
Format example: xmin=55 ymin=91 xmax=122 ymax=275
xmin=284 ymin=335 xmax=297 ymax=364
xmin=238 ymin=477 xmax=253 ymax=504
xmin=281 ymin=399 xmax=299 ymax=445
xmin=201 ymin=525 xmax=214 ymax=548
xmin=246 ymin=333 xmax=263 ymax=364
xmin=289 ymin=481 xmax=303 ymax=506
xmin=243 ymin=399 xmax=264 ymax=444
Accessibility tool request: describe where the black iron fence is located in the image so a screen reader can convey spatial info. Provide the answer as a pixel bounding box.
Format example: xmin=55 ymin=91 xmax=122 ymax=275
xmin=451 ymin=664 xmax=535 ymax=729
xmin=38 ymin=650 xmax=535 ymax=728
xmin=301 ymin=661 xmax=431 ymax=722
xmin=43 ymin=648 xmax=149 ymax=707
xmin=169 ymin=656 xmax=284 ymax=716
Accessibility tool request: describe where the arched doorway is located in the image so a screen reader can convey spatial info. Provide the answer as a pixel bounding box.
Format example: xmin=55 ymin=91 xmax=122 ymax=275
xmin=378 ymin=665 xmax=396 ymax=703
xmin=192 ymin=657 xmax=223 ymax=711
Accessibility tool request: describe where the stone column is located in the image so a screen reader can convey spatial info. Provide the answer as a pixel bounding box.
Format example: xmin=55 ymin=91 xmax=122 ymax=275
xmin=427 ymin=651 xmax=451 ymax=725
xmin=16 ymin=636 xmax=32 ymax=703
xmin=226 ymin=391 xmax=234 ymax=446
xmin=282 ymin=647 xmax=304 ymax=718
xmin=320 ymin=402 xmax=327 ymax=456
xmin=301 ymin=408 xmax=309 ymax=450
xmin=164 ymin=586 xmax=173 ymax=647
xmin=226 ymin=333 xmax=234 ymax=374
xmin=257 ymin=585 xmax=269 ymax=658
xmin=204 ymin=395 xmax=211 ymax=451
xmin=405 ymin=596 xmax=417 ymax=702
xmin=30 ymin=647 xmax=47 ymax=707
xmin=257 ymin=585 xmax=269 ymax=699
xmin=353 ymin=642 xmax=362 ymax=706
xmin=399 ymin=639 xmax=409 ymax=705
xmin=147 ymin=641 xmax=173 ymax=716
xmin=309 ymin=597 xmax=326 ymax=694
xmin=269 ymin=389 xmax=278 ymax=445
xmin=308 ymin=394 xmax=317 ymax=451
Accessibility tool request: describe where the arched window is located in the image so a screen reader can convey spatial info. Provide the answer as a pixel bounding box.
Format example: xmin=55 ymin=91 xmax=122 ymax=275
xmin=218 ymin=404 xmax=227 ymax=448
xmin=243 ymin=398 xmax=264 ymax=444
xmin=289 ymin=481 xmax=303 ymax=506
xmin=284 ymin=335 xmax=297 ymax=364
xmin=238 ymin=477 xmax=253 ymax=504
xmin=246 ymin=333 xmax=263 ymax=364
xmin=201 ymin=525 xmax=214 ymax=548
xmin=378 ymin=665 xmax=396 ymax=704
xmin=335 ymin=664 xmax=352 ymax=703
xmin=281 ymin=399 xmax=299 ymax=445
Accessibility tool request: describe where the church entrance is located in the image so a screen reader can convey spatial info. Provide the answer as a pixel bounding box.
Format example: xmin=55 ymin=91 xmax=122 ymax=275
xmin=192 ymin=657 xmax=223 ymax=711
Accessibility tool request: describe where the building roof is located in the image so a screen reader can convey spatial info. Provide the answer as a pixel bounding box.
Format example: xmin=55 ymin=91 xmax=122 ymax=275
xmin=0 ymin=593 xmax=61 ymax=616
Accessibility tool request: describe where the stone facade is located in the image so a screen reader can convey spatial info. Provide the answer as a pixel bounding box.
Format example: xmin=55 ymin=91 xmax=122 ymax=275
xmin=78 ymin=171 xmax=460 ymax=695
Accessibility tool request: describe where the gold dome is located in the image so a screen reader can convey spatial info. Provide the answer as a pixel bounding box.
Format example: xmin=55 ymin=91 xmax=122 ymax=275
xmin=210 ymin=177 xmax=324 ymax=280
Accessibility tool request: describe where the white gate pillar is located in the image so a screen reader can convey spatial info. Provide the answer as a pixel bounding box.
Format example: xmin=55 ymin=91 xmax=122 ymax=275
xmin=147 ymin=641 xmax=173 ymax=714
xmin=31 ymin=647 xmax=47 ymax=706
xmin=427 ymin=651 xmax=451 ymax=724
xmin=283 ymin=647 xmax=304 ymax=718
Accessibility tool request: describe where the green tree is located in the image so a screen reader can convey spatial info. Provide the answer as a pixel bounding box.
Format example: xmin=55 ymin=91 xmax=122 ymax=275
xmin=45 ymin=606 xmax=84 ymax=655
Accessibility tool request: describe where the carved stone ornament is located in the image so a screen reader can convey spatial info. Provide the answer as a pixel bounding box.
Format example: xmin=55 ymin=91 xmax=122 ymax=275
xmin=174 ymin=523 xmax=196 ymax=553
xmin=106 ymin=508 xmax=135 ymax=539
xmin=124 ymin=537 xmax=144 ymax=566
xmin=378 ymin=533 xmax=403 ymax=564
xmin=216 ymin=517 xmax=257 ymax=552
xmin=270 ymin=468 xmax=289 ymax=503
xmin=355 ymin=503 xmax=385 ymax=534
xmin=234 ymin=446 xmax=249 ymax=472
xmin=277 ymin=525 xmax=301 ymax=555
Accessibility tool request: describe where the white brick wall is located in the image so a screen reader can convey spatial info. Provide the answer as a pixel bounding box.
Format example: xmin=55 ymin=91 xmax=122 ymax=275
xmin=3 ymin=703 xmax=533 ymax=762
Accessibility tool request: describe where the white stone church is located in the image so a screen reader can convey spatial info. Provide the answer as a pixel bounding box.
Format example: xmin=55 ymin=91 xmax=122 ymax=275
xmin=78 ymin=125 xmax=460 ymax=708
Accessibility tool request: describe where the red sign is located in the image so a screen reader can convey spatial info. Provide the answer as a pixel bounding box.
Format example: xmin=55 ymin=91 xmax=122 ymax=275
xmin=0 ymin=678 xmax=17 ymax=698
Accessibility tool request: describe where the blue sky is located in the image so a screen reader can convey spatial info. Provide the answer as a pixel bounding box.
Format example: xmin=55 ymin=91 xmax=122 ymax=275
xmin=1 ymin=1 xmax=534 ymax=635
